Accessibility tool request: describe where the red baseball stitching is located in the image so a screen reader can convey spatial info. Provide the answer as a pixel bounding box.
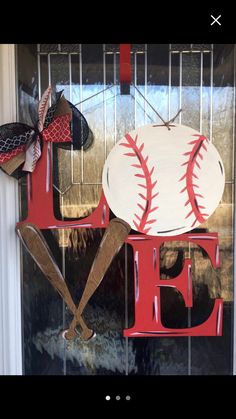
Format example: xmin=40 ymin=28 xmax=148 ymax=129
xmin=179 ymin=134 xmax=209 ymax=228
xmin=120 ymin=133 xmax=158 ymax=234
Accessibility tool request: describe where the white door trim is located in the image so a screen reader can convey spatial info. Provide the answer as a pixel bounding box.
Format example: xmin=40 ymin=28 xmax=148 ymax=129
xmin=0 ymin=44 xmax=22 ymax=375
xmin=234 ymin=43 xmax=236 ymax=376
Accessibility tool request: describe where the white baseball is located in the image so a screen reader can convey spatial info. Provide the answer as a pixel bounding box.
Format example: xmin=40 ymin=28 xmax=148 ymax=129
xmin=102 ymin=124 xmax=225 ymax=236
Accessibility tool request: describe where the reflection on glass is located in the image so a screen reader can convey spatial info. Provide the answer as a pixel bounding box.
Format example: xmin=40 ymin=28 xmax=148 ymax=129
xmin=17 ymin=44 xmax=235 ymax=375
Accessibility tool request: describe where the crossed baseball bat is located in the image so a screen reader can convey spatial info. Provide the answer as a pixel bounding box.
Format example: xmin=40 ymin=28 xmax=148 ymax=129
xmin=16 ymin=218 xmax=131 ymax=341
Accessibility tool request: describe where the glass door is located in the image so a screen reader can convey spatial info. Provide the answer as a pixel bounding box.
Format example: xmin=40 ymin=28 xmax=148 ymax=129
xmin=16 ymin=44 xmax=235 ymax=375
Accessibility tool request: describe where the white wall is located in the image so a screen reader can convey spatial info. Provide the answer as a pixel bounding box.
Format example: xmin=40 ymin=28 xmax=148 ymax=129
xmin=0 ymin=44 xmax=22 ymax=374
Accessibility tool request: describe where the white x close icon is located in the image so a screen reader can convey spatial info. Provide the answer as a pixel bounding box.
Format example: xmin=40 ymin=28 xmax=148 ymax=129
xmin=211 ymin=15 xmax=221 ymax=26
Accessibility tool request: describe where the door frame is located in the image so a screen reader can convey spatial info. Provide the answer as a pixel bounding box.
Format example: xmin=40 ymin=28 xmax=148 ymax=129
xmin=0 ymin=44 xmax=22 ymax=375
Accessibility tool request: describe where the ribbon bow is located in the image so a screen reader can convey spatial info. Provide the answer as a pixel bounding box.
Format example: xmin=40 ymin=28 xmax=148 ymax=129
xmin=0 ymin=86 xmax=72 ymax=175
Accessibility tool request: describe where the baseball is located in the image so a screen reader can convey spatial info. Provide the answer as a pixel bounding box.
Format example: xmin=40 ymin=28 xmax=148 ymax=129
xmin=102 ymin=124 xmax=225 ymax=237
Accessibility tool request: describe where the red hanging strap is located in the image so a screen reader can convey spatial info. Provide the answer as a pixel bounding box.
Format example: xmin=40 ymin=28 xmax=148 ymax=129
xmin=120 ymin=44 xmax=131 ymax=94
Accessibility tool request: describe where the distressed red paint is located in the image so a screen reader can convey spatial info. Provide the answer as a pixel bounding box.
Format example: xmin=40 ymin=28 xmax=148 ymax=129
xmin=17 ymin=141 xmax=110 ymax=229
xmin=120 ymin=44 xmax=131 ymax=84
xmin=124 ymin=234 xmax=223 ymax=337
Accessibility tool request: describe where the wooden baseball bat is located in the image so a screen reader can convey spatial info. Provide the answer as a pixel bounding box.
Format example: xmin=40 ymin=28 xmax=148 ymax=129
xmin=64 ymin=217 xmax=131 ymax=340
xmin=16 ymin=223 xmax=94 ymax=341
